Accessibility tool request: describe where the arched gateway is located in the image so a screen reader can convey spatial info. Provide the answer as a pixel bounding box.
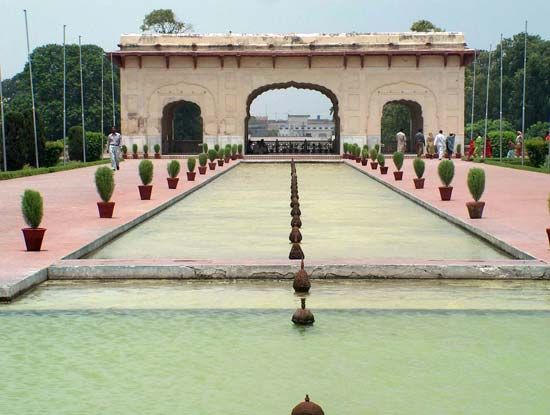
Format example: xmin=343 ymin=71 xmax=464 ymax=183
xmin=111 ymin=32 xmax=473 ymax=155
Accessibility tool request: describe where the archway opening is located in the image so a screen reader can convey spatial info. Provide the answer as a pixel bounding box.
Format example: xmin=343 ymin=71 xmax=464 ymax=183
xmin=162 ymin=100 xmax=203 ymax=154
xmin=245 ymin=82 xmax=340 ymax=155
xmin=381 ymin=100 xmax=423 ymax=154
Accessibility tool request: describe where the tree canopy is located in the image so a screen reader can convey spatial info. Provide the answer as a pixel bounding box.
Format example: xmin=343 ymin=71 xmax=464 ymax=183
xmin=1 ymin=43 xmax=120 ymax=139
xmin=140 ymin=9 xmax=192 ymax=34
xmin=410 ymin=20 xmax=444 ymax=32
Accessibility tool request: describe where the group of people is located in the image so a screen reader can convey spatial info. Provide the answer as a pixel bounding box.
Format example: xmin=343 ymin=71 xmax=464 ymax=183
xmin=396 ymin=129 xmax=456 ymax=160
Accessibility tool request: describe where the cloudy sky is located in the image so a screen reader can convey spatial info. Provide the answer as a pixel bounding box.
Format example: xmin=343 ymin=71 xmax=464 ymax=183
xmin=1 ymin=0 xmax=549 ymax=118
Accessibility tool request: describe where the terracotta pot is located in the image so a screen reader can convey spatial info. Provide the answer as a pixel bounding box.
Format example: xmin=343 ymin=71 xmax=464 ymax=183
xmin=187 ymin=171 xmax=196 ymax=181
xmin=217 ymin=159 xmax=224 ymax=167
xmin=208 ymin=162 xmax=216 ymax=170
xmin=455 ymin=153 xmax=462 ymax=159
xmin=198 ymin=166 xmax=207 ymax=175
xmin=361 ymin=159 xmax=368 ymax=166
xmin=370 ymin=161 xmax=378 ymax=170
xmin=132 ymin=154 xmax=138 ymax=159
xmin=413 ymin=177 xmax=425 ymax=189
xmin=143 ymin=153 xmax=149 ymax=159
xmin=224 ymin=156 xmax=230 ymax=163
xmin=154 ymin=153 xmax=161 ymax=159
xmin=167 ymin=177 xmax=179 ymax=189
xmin=380 ymin=166 xmax=388 ymax=174
xmin=439 ymin=186 xmax=453 ymax=201
xmin=97 ymin=201 xmax=115 ymax=218
xmin=21 ymin=227 xmax=46 ymax=251
xmin=122 ymin=154 xmax=128 ymax=159
xmin=231 ymin=154 xmax=237 ymax=160
xmin=466 ymin=201 xmax=485 ymax=219
xmin=238 ymin=154 xmax=244 ymax=159
xmin=355 ymin=157 xmax=361 ymax=163
xmin=393 ymin=171 xmax=403 ymax=181
xmin=138 ymin=185 xmax=153 ymax=200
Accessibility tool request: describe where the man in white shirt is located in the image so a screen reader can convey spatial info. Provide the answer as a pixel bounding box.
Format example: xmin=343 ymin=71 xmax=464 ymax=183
xmin=434 ymin=130 xmax=446 ymax=160
xmin=107 ymin=127 xmax=122 ymax=171
xmin=396 ymin=130 xmax=407 ymax=153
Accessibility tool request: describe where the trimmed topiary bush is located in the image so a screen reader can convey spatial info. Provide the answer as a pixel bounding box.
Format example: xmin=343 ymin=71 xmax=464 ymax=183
xmin=67 ymin=127 xmax=103 ymax=162
xmin=187 ymin=157 xmax=196 ymax=172
xmin=43 ymin=140 xmax=64 ymax=167
xmin=167 ymin=160 xmax=181 ymax=178
xmin=218 ymin=150 xmax=224 ymax=159
xmin=202 ymin=143 xmax=208 ymax=153
xmin=121 ymin=145 xmax=128 ymax=155
xmin=132 ymin=143 xmax=138 ymax=154
xmin=198 ymin=153 xmax=207 ymax=167
xmin=143 ymin=144 xmax=149 ymax=154
xmin=214 ymin=144 xmax=220 ymax=152
xmin=207 ymin=149 xmax=217 ymax=162
xmin=370 ymin=148 xmax=378 ymax=162
xmin=467 ymin=167 xmax=485 ymax=202
xmin=456 ymin=143 xmax=462 ymax=155
xmin=343 ymin=143 xmax=349 ymax=154
xmin=377 ymin=153 xmax=385 ymax=166
xmin=393 ymin=151 xmax=404 ymax=171
xmin=362 ymin=147 xmax=369 ymax=160
xmin=525 ymin=139 xmax=548 ymax=167
xmin=95 ymin=166 xmax=115 ymax=203
xmin=413 ymin=158 xmax=425 ymax=179
xmin=238 ymin=143 xmax=243 ymax=154
xmin=231 ymin=144 xmax=238 ymax=155
xmin=139 ymin=159 xmax=154 ymax=185
xmin=154 ymin=144 xmax=161 ymax=154
xmin=438 ymin=160 xmax=455 ymax=187
xmin=21 ymin=189 xmax=43 ymax=228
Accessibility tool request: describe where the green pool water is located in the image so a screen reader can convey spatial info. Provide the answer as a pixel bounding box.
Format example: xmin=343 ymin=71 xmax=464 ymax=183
xmin=88 ymin=163 xmax=509 ymax=261
xmin=1 ymin=280 xmax=549 ymax=414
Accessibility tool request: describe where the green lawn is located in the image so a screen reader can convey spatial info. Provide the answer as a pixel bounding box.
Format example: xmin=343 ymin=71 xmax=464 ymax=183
xmin=0 ymin=159 xmax=112 ymax=181
xmin=484 ymin=158 xmax=550 ymax=174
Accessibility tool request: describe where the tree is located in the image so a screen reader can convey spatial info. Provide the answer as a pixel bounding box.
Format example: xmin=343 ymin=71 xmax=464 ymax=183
xmin=410 ymin=20 xmax=443 ymax=32
xmin=140 ymin=9 xmax=192 ymax=34
xmin=1 ymin=44 xmax=120 ymax=140
xmin=2 ymin=108 xmax=46 ymax=170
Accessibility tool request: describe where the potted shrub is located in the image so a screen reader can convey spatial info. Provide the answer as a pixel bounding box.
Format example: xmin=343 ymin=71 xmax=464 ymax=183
xmin=154 ymin=144 xmax=161 ymax=159
xmin=217 ymin=149 xmax=225 ymax=167
xmin=121 ymin=145 xmax=128 ymax=159
xmin=355 ymin=146 xmax=361 ymax=163
xmin=237 ymin=143 xmax=244 ymax=158
xmin=361 ymin=147 xmax=369 ymax=166
xmin=393 ymin=151 xmax=404 ymax=180
xmin=224 ymin=145 xmax=231 ymax=163
xmin=413 ymin=158 xmax=425 ymax=189
xmin=95 ymin=166 xmax=115 ymax=218
xmin=343 ymin=143 xmax=349 ymax=159
xmin=438 ymin=159 xmax=455 ymax=201
xmin=378 ymin=153 xmax=388 ymax=174
xmin=466 ymin=167 xmax=486 ymax=218
xmin=132 ymin=143 xmax=138 ymax=159
xmin=202 ymin=143 xmax=208 ymax=153
xmin=214 ymin=144 xmax=220 ymax=152
xmin=198 ymin=153 xmax=208 ymax=175
xmin=456 ymin=143 xmax=462 ymax=159
xmin=21 ymin=189 xmax=46 ymax=251
xmin=166 ymin=160 xmax=181 ymax=189
xmin=143 ymin=144 xmax=149 ymax=159
xmin=187 ymin=157 xmax=197 ymax=181
xmin=207 ymin=149 xmax=217 ymax=170
xmin=138 ymin=159 xmax=154 ymax=200
xmin=231 ymin=144 xmax=238 ymax=160
xmin=370 ymin=148 xmax=378 ymax=170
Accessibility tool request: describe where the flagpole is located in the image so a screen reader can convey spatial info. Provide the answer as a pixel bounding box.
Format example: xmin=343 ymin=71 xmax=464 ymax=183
xmin=483 ymin=44 xmax=492 ymax=159
xmin=470 ymin=50 xmax=477 ymax=143
xmin=62 ymin=24 xmax=67 ymax=164
xmin=100 ymin=50 xmax=104 ymax=156
xmin=110 ymin=53 xmax=116 ymax=127
xmin=78 ymin=35 xmax=86 ymax=162
xmin=24 ymin=9 xmax=39 ymax=168
xmin=499 ymin=34 xmax=503 ymax=162
xmin=521 ymin=20 xmax=528 ymax=166
xmin=0 ymin=64 xmax=7 ymax=172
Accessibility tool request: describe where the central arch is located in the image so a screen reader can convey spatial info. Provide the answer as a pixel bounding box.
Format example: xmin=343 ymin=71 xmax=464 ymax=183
xmin=161 ymin=100 xmax=203 ymax=154
xmin=381 ymin=100 xmax=423 ymax=154
xmin=244 ymin=81 xmax=340 ymax=155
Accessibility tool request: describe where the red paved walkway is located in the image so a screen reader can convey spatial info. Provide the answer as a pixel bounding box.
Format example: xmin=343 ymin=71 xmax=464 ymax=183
xmin=0 ymin=159 xmax=239 ymax=295
xmin=345 ymin=158 xmax=550 ymax=262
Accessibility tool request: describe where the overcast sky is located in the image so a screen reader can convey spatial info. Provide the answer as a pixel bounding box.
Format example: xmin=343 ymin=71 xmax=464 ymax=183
xmin=1 ymin=0 xmax=549 ymax=118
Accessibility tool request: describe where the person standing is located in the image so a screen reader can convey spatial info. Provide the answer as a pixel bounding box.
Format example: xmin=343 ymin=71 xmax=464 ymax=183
xmin=515 ymin=131 xmax=523 ymax=157
xmin=426 ymin=132 xmax=435 ymax=158
xmin=107 ymin=127 xmax=122 ymax=171
xmin=396 ymin=129 xmax=407 ymax=153
xmin=446 ymin=133 xmax=455 ymax=159
xmin=415 ymin=129 xmax=425 ymax=157
xmin=434 ymin=130 xmax=446 ymax=160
